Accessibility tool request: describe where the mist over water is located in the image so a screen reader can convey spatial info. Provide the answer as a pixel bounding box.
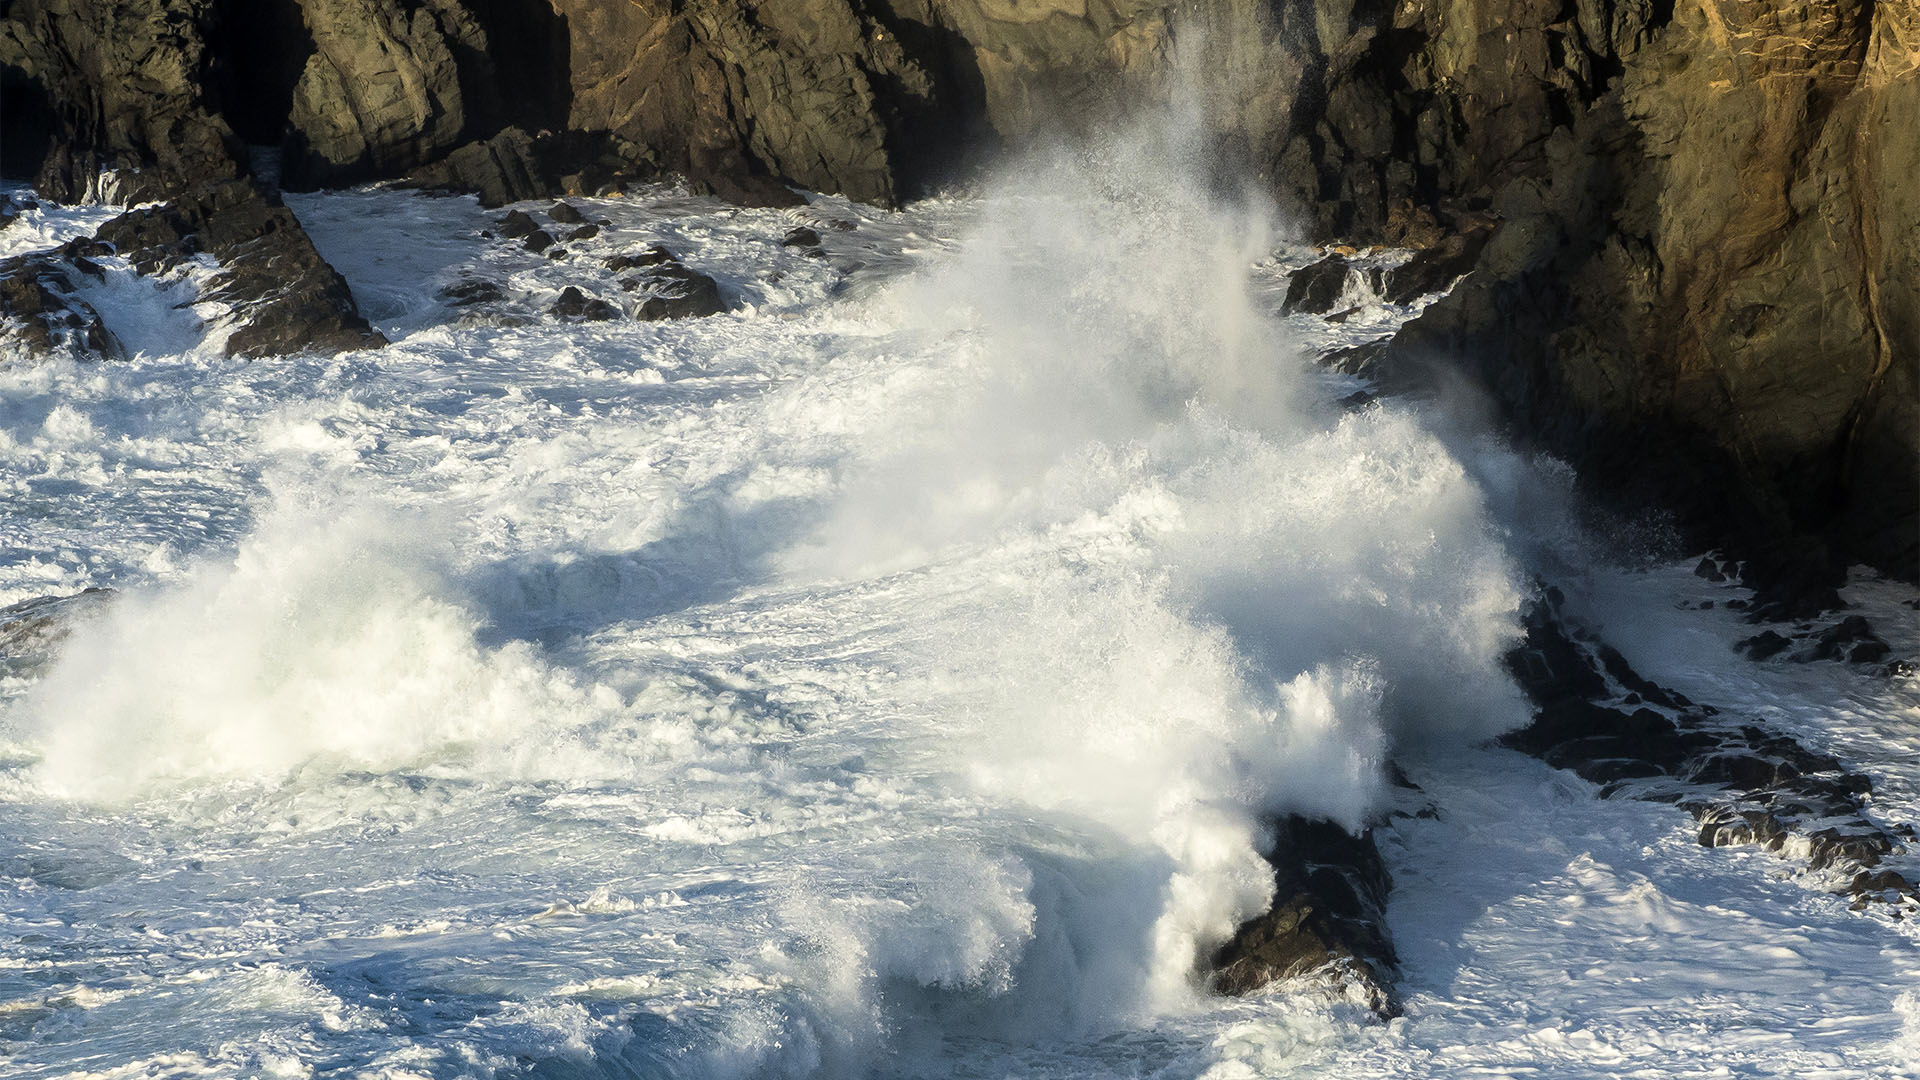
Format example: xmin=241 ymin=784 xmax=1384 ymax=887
xmin=6 ymin=46 xmax=1833 ymax=1080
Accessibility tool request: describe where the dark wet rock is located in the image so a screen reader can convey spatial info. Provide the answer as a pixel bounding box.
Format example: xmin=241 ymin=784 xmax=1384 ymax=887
xmin=0 ymin=194 xmax=29 ymax=230
xmin=523 ymin=230 xmax=554 ymax=254
xmin=1695 ymin=558 xmax=1727 ymax=583
xmin=439 ymin=277 xmax=504 ymax=307
xmin=1733 ymin=614 xmax=1894 ymax=665
xmin=1806 ymin=616 xmax=1886 ymax=663
xmin=1337 ymin=389 xmax=1377 ymax=411
xmin=549 ymin=201 xmax=584 ymax=225
xmin=782 ymin=226 xmax=822 ymax=249
xmin=1379 ymin=227 xmax=1493 ymax=306
xmin=549 ymin=286 xmax=617 ymax=322
xmin=628 ymin=261 xmax=724 ymax=321
xmin=1851 ymin=641 xmax=1893 ymax=665
xmin=1213 ymin=816 xmax=1399 ymax=1018
xmin=1504 ymin=588 xmax=1916 ymax=911
xmin=606 ymin=247 xmax=675 ymax=273
xmin=497 ymin=209 xmax=539 ymax=240
xmin=566 ymin=224 xmax=600 ymax=243
xmin=0 ymin=587 xmax=114 ymax=678
xmin=94 ymin=179 xmax=383 ymax=357
xmin=409 ymin=127 xmax=660 ymax=209
xmin=0 ymin=254 xmax=121 ymax=360
xmin=1322 ymin=341 xmax=1388 ymax=380
xmin=1282 ymin=256 xmax=1350 ymax=316
xmin=1735 ymin=630 xmax=1793 ymax=660
xmin=1743 ymin=567 xmax=1847 ymax=622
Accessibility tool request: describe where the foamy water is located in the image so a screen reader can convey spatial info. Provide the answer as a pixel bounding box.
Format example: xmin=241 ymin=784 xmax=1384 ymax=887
xmin=0 ymin=104 xmax=1916 ymax=1078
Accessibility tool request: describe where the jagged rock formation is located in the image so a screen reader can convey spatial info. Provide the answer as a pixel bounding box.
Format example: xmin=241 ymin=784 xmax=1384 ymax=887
xmin=0 ymin=0 xmax=246 ymax=201
xmin=1504 ymin=587 xmax=1918 ymax=911
xmin=95 ymin=179 xmax=385 ymax=356
xmin=7 ymin=0 xmax=1904 ymax=583
xmin=0 ymin=250 xmax=121 ymax=361
xmin=1213 ymin=815 xmax=1400 ymax=1017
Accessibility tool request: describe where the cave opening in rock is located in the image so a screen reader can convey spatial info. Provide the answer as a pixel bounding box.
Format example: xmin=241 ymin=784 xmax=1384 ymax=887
xmin=210 ymin=0 xmax=314 ymax=149
xmin=0 ymin=67 xmax=57 ymax=180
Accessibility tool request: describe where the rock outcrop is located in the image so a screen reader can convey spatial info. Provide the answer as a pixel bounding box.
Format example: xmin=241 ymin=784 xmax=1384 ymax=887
xmin=1504 ymin=587 xmax=1917 ymax=912
xmin=0 ymin=0 xmax=246 ymax=201
xmin=94 ymin=179 xmax=384 ymax=356
xmin=1212 ymin=815 xmax=1400 ymax=1017
xmin=0 ymin=251 xmax=121 ymax=361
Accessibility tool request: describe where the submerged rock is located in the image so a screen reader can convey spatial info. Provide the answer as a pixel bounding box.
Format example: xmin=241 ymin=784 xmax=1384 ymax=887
xmin=439 ymin=276 xmax=505 ymax=307
xmin=606 ymin=246 xmax=676 ymax=273
xmin=0 ymin=588 xmax=114 ymax=679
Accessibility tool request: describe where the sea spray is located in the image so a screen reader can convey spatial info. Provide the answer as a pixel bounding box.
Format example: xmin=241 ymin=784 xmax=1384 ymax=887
xmin=1 ymin=37 xmax=1531 ymax=1077
xmin=758 ymin=92 xmax=1531 ymax=1025
xmin=16 ymin=474 xmax=630 ymax=799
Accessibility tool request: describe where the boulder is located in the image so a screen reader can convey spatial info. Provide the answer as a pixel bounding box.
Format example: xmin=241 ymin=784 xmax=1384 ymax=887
xmin=1282 ymin=255 xmax=1350 ymax=315
xmin=626 ymin=260 xmax=725 ymax=321
xmin=549 ymin=286 xmax=618 ymax=321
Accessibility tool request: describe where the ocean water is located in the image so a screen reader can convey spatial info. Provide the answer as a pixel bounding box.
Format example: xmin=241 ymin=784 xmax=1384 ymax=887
xmin=0 ymin=105 xmax=1916 ymax=1079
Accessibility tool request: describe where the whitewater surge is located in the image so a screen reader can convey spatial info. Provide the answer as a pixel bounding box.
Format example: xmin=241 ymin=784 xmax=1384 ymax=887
xmin=2 ymin=104 xmax=1916 ymax=1079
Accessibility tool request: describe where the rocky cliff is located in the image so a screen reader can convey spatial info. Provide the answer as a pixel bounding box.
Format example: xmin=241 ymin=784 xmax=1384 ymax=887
xmin=1287 ymin=0 xmax=1918 ymax=587
xmin=1 ymin=0 xmax=1913 ymax=578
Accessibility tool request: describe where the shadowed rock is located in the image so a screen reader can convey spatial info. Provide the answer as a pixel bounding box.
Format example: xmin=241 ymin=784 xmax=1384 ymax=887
xmin=1212 ymin=816 xmax=1400 ymax=1017
xmin=1503 ymin=588 xmax=1917 ymax=912
xmin=624 ymin=259 xmax=724 ymax=321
